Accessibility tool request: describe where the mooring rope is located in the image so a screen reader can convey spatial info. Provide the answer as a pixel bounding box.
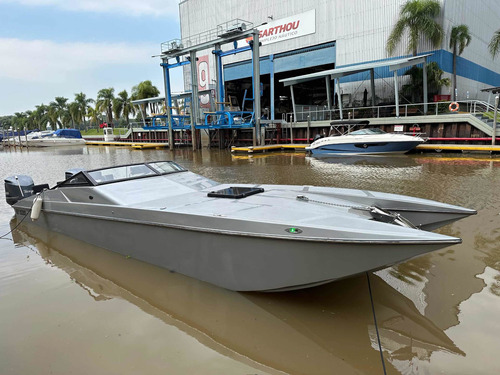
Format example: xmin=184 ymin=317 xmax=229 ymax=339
xmin=366 ymin=272 xmax=388 ymax=375
xmin=0 ymin=207 xmax=32 ymax=240
xmin=0 ymin=192 xmax=40 ymax=240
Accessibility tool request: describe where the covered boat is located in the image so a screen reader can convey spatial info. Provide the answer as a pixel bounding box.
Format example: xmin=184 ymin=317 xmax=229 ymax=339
xmin=4 ymin=161 xmax=475 ymax=292
xmin=27 ymin=128 xmax=86 ymax=147
xmin=306 ymin=120 xmax=425 ymax=155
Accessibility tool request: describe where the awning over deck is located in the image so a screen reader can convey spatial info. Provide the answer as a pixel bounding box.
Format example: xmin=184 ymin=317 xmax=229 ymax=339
xmin=279 ymin=54 xmax=432 ymax=120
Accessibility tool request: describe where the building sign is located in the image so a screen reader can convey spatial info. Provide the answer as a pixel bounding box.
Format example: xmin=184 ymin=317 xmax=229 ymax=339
xmin=197 ymin=55 xmax=210 ymax=108
xmin=239 ymin=9 xmax=316 ymax=47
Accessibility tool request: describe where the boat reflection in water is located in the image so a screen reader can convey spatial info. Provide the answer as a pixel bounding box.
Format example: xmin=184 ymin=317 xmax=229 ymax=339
xmin=11 ymin=219 xmax=464 ymax=375
xmin=307 ymin=154 xmax=422 ymax=169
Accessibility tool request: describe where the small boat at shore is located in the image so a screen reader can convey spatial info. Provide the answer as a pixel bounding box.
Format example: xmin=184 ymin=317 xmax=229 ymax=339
xmin=306 ymin=120 xmax=425 ymax=155
xmin=4 ymin=161 xmax=475 ymax=292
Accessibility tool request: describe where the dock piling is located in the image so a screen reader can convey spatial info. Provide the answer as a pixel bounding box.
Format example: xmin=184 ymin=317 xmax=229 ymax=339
xmin=493 ymin=96 xmax=498 ymax=146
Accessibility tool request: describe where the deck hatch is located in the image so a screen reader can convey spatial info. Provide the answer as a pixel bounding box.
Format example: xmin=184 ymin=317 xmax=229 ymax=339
xmin=207 ymin=187 xmax=264 ymax=199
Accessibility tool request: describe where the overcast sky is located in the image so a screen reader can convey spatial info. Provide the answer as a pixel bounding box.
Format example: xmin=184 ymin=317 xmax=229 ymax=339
xmin=0 ymin=0 xmax=184 ymax=116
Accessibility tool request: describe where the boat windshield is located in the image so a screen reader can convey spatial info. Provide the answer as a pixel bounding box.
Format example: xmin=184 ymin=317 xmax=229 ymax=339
xmin=87 ymin=161 xmax=186 ymax=185
xmin=349 ymin=128 xmax=386 ymax=135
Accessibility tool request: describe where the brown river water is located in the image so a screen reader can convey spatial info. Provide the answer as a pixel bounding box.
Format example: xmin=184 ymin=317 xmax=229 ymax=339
xmin=1 ymin=146 xmax=500 ymax=375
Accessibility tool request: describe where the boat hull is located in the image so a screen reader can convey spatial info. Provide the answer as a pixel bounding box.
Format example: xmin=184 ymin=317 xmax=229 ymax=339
xmin=307 ymin=140 xmax=422 ymax=155
xmin=14 ymin=208 xmax=459 ymax=292
xmin=27 ymin=138 xmax=86 ymax=147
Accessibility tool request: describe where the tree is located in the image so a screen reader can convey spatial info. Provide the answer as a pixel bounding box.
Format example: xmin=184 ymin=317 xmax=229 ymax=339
xmin=96 ymin=88 xmax=115 ymax=125
xmin=449 ymin=25 xmax=471 ymax=101
xmin=74 ymin=92 xmax=94 ymax=127
xmin=489 ymin=29 xmax=500 ymax=59
xmin=87 ymin=105 xmax=101 ymax=128
xmin=0 ymin=115 xmax=14 ymax=130
xmin=113 ymin=90 xmax=135 ymax=126
xmin=50 ymin=97 xmax=69 ymax=127
xmin=25 ymin=110 xmax=35 ymax=130
xmin=68 ymin=102 xmax=82 ymax=128
xmin=61 ymin=110 xmax=72 ymax=128
xmin=131 ymin=80 xmax=160 ymax=120
xmin=12 ymin=112 xmax=27 ymax=130
xmin=387 ymin=0 xmax=443 ymax=56
xmin=402 ymin=61 xmax=450 ymax=103
xmin=33 ymin=104 xmax=49 ymax=130
xmin=47 ymin=105 xmax=59 ymax=128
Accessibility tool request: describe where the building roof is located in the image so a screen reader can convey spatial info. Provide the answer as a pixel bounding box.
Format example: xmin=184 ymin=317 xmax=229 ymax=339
xmin=480 ymin=86 xmax=500 ymax=94
xmin=279 ymin=54 xmax=432 ymax=86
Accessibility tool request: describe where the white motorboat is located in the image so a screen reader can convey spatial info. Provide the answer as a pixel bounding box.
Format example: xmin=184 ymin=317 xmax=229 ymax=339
xmin=306 ymin=121 xmax=425 ymax=155
xmin=27 ymin=129 xmax=86 ymax=147
xmin=5 ymin=161 xmax=475 ymax=292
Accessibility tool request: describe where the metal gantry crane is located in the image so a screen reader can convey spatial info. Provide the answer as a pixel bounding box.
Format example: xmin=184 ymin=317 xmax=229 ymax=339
xmin=160 ymin=19 xmax=262 ymax=150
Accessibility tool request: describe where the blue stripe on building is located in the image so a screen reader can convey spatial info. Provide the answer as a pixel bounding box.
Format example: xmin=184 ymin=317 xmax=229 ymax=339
xmin=338 ymin=50 xmax=500 ymax=87
xmin=223 ymin=42 xmax=500 ymax=90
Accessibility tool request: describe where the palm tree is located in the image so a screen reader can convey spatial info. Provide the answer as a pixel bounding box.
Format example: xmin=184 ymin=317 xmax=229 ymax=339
xmin=387 ymin=0 xmax=443 ymax=56
xmin=12 ymin=112 xmax=27 ymax=130
xmin=449 ymin=25 xmax=471 ymax=101
xmin=25 ymin=110 xmax=35 ymax=130
xmin=47 ymin=105 xmax=59 ymax=129
xmin=68 ymin=102 xmax=82 ymax=128
xmin=489 ymin=29 xmax=500 ymax=59
xmin=402 ymin=61 xmax=450 ymax=103
xmin=113 ymin=90 xmax=135 ymax=126
xmin=34 ymin=104 xmax=49 ymax=129
xmin=74 ymin=92 xmax=94 ymax=127
xmin=50 ymin=97 xmax=68 ymax=127
xmin=96 ymin=88 xmax=115 ymax=125
xmin=60 ymin=110 xmax=72 ymax=128
xmin=131 ymin=80 xmax=160 ymax=120
xmin=87 ymin=105 xmax=101 ymax=128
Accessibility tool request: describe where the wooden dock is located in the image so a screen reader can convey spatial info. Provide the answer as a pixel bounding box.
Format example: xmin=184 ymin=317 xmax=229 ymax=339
xmin=416 ymin=144 xmax=500 ymax=153
xmin=231 ymin=144 xmax=308 ymax=153
xmin=86 ymin=140 xmax=500 ymax=154
xmin=86 ymin=141 xmax=169 ymax=149
xmin=231 ymin=143 xmax=500 ymax=154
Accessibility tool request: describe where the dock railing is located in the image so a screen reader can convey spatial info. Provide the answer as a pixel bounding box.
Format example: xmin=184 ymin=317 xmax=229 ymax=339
xmin=284 ymin=100 xmax=498 ymax=123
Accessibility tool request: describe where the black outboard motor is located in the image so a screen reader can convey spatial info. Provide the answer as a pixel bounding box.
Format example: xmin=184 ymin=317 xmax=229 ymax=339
xmin=4 ymin=175 xmax=34 ymax=205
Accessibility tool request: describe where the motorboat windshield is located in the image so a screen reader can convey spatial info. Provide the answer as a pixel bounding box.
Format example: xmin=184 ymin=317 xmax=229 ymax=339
xmin=57 ymin=161 xmax=187 ymax=187
xmin=349 ymin=128 xmax=387 ymax=135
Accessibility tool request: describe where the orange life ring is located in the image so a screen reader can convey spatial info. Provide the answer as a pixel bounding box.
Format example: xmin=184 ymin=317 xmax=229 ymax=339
xmin=449 ymin=102 xmax=459 ymax=112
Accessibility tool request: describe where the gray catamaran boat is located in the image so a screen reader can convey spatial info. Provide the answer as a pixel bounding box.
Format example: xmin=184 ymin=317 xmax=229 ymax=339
xmin=5 ymin=161 xmax=476 ymax=292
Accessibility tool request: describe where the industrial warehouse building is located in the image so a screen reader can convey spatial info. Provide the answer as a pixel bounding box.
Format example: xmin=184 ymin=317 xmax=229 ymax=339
xmin=178 ymin=0 xmax=500 ymax=121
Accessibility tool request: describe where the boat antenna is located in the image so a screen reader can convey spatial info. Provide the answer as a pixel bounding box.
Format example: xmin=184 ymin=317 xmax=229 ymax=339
xmin=15 ymin=176 xmax=25 ymax=197
xmin=366 ymin=272 xmax=388 ymax=375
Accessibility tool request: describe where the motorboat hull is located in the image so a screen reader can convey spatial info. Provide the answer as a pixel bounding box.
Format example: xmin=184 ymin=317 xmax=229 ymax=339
xmin=26 ymin=138 xmax=86 ymax=147
xmin=307 ymin=140 xmax=423 ymax=155
xmin=13 ymin=205 xmax=459 ymax=292
xmin=6 ymin=161 xmax=474 ymax=292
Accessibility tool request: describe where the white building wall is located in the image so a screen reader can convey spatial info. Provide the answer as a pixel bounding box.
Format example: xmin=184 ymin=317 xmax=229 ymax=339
xmin=179 ymin=0 xmax=448 ymax=64
xmin=177 ymin=0 xmax=500 ymax=102
xmin=441 ymin=0 xmax=500 ymax=101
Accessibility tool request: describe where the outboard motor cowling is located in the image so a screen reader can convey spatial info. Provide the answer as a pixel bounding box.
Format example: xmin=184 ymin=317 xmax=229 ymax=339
xmin=4 ymin=175 xmax=34 ymax=205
